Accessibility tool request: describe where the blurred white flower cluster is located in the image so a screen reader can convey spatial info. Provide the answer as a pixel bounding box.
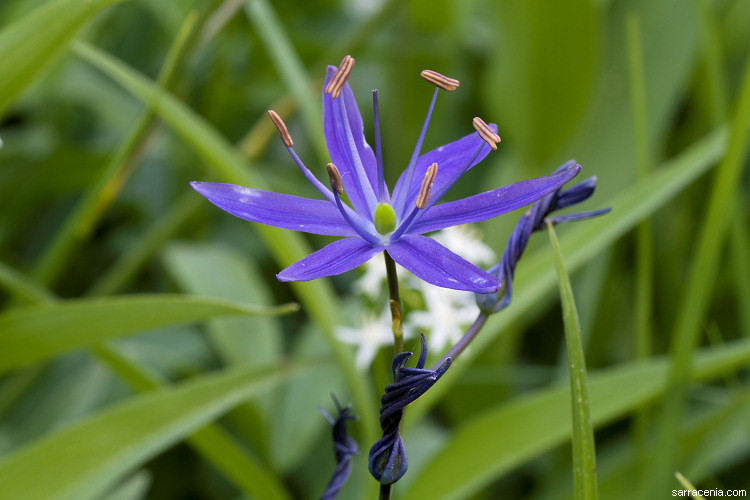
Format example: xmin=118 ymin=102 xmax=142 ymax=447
xmin=337 ymin=225 xmax=496 ymax=369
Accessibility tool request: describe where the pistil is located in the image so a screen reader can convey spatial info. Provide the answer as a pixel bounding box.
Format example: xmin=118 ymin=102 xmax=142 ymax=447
xmin=373 ymin=90 xmax=387 ymax=202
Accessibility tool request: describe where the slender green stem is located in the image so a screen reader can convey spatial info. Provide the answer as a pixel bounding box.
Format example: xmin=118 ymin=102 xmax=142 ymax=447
xmin=647 ymin=30 xmax=750 ymax=498
xmin=86 ymin=192 xmax=202 ymax=296
xmin=379 ymin=484 xmax=391 ymax=500
xmin=626 ymin=12 xmax=653 ymax=362
xmin=379 ymin=251 xmax=403 ymax=500
xmin=384 ymin=251 xmax=403 ymax=354
xmin=434 ymin=313 xmax=487 ymax=369
xmin=32 ymin=12 xmax=200 ymax=288
xmin=626 ymin=11 xmax=654 ymax=456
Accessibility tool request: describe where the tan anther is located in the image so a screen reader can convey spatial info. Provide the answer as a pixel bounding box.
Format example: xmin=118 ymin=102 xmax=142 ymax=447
xmin=326 ymin=162 xmax=344 ymax=194
xmin=420 ymin=70 xmax=460 ymax=91
xmin=416 ymin=163 xmax=438 ymax=209
xmin=325 ymin=55 xmax=355 ymax=99
xmin=267 ymin=110 xmax=293 ymax=147
xmin=472 ymin=117 xmax=501 ymax=150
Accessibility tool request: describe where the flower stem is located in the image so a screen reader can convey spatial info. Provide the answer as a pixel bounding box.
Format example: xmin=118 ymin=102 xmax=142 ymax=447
xmin=379 ymin=484 xmax=392 ymax=500
xmin=384 ymin=251 xmax=403 ymax=354
xmin=434 ymin=312 xmax=488 ymax=369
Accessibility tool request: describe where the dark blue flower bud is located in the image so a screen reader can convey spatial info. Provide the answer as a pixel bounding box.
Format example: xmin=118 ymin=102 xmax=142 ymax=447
xmin=369 ymin=334 xmax=451 ymax=484
xmin=476 ymin=161 xmax=610 ymax=314
xmin=319 ymin=394 xmax=358 ymax=500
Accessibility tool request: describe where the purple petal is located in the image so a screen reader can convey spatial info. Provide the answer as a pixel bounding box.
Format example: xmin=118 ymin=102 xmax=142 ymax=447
xmin=277 ymin=237 xmax=384 ymax=282
xmin=386 ymin=234 xmax=500 ymax=292
xmin=191 ymin=182 xmax=357 ymax=237
xmin=391 ymin=127 xmax=495 ymax=217
xmin=407 ymin=164 xmax=582 ymax=234
xmin=323 ymin=66 xmax=378 ymax=217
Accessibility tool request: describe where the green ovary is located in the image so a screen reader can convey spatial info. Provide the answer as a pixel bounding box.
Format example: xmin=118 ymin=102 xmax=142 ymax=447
xmin=373 ymin=203 xmax=397 ymax=234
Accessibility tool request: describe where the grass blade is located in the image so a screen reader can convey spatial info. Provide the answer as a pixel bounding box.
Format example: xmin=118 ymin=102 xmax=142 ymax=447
xmin=404 ymin=337 xmax=750 ymax=500
xmin=648 ymin=35 xmax=750 ymax=497
xmin=548 ymin=222 xmax=599 ymax=500
xmin=32 ymin=10 xmax=199 ymax=288
xmin=0 ymin=363 xmax=291 ymax=500
xmin=0 ymin=295 xmax=296 ymax=374
xmin=0 ymin=0 xmax=126 ymax=116
xmin=244 ymin=0 xmax=327 ymax=161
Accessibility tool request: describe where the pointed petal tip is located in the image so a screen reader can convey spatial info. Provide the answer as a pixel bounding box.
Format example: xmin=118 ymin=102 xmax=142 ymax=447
xmin=276 ymin=275 xmax=298 ymax=283
xmin=190 ymin=181 xmax=212 ymax=195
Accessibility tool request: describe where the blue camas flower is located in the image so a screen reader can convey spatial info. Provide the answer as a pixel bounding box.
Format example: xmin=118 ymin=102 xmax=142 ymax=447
xmin=191 ymin=55 xmax=582 ymax=292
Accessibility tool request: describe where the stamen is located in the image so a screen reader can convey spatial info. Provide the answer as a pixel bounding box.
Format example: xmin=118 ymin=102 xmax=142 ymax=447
xmin=406 ymin=141 xmax=485 ymax=230
xmin=325 ymin=55 xmax=355 ymax=99
xmin=415 ymin=163 xmax=438 ymax=209
xmin=420 ymin=70 xmax=460 ymax=91
xmin=267 ymin=110 xmax=293 ymax=147
xmin=472 ymin=116 xmax=501 ymax=150
xmin=326 ymin=162 xmax=344 ymax=194
xmin=327 ymin=162 xmax=381 ymax=245
xmin=391 ymin=164 xmax=437 ymax=241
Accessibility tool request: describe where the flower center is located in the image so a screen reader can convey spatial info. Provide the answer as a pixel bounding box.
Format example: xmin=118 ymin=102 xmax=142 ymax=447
xmin=373 ymin=203 xmax=397 ymax=234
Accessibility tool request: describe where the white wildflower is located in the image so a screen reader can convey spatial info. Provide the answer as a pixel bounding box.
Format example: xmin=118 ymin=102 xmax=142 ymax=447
xmin=406 ymin=225 xmax=496 ymax=351
xmin=336 ymin=307 xmax=414 ymax=370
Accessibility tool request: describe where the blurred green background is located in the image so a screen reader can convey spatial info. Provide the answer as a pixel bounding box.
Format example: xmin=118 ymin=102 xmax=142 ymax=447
xmin=0 ymin=0 xmax=749 ymax=499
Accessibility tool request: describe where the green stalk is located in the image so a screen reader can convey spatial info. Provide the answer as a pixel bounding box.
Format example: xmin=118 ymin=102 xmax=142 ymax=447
xmin=626 ymin=13 xmax=654 ymax=363
xmin=33 ymin=11 xmax=200 ymax=288
xmin=548 ymin=222 xmax=599 ymax=500
xmin=86 ymin=192 xmax=202 ymax=296
xmin=384 ymin=252 xmax=404 ymax=354
xmin=647 ymin=30 xmax=750 ymax=498
xmin=625 ymin=11 xmax=654 ymax=457
xmin=244 ymin=0 xmax=327 ymax=162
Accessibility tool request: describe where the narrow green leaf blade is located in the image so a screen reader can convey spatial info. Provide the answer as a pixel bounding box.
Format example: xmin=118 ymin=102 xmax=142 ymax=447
xmin=404 ymin=338 xmax=750 ymax=499
xmin=0 ymin=364 xmax=288 ymax=500
xmin=0 ymin=295 xmax=297 ymax=374
xmin=548 ymin=222 xmax=599 ymax=500
xmin=0 ymin=0 xmax=126 ymax=116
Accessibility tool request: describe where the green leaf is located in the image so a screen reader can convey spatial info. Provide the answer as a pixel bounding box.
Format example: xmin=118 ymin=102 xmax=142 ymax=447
xmin=0 ymin=295 xmax=297 ymax=374
xmin=548 ymin=222 xmax=599 ymax=500
xmin=98 ymin=471 xmax=151 ymax=500
xmin=486 ymin=0 xmax=598 ymax=165
xmin=404 ymin=337 xmax=750 ymax=500
xmin=0 ymin=0 xmax=126 ymax=116
xmin=162 ymin=243 xmax=282 ymax=366
xmin=648 ymin=29 xmax=750 ymax=497
xmin=244 ymin=0 xmax=327 ymax=162
xmin=0 ymin=363 xmax=289 ymax=500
